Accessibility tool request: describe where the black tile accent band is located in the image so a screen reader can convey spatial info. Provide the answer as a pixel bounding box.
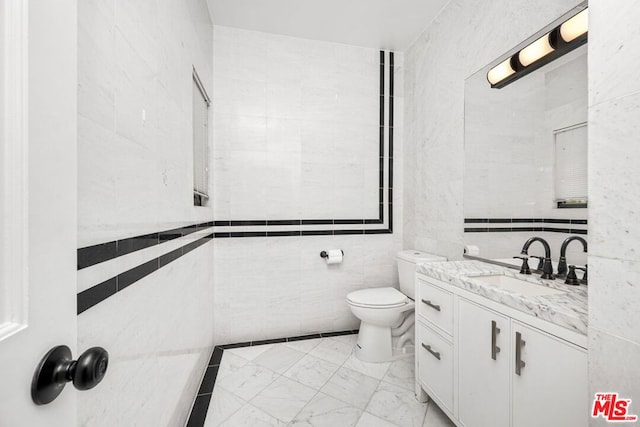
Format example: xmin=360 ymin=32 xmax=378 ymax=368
xmin=463 ymin=217 xmax=587 ymax=234
xmin=464 ymin=217 xmax=587 ymax=225
xmin=186 ymin=330 xmax=359 ymax=427
xmin=212 ymin=228 xmax=400 ymax=238
xmin=77 ymin=221 xmax=213 ymax=270
xmin=77 ymin=233 xmax=214 ymax=314
xmin=465 ymin=227 xmax=588 ymax=234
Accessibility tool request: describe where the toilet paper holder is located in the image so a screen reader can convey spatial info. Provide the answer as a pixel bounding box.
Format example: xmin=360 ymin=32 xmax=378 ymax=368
xmin=320 ymin=250 xmax=344 ymax=258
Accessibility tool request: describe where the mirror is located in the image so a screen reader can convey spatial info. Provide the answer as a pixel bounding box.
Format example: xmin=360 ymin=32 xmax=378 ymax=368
xmin=463 ymin=20 xmax=588 ymax=266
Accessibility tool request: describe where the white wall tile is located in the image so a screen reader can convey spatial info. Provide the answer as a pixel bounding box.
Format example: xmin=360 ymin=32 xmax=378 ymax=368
xmin=588 ymin=2 xmax=640 ymax=408
xmin=589 ymin=2 xmax=640 ymax=107
xmin=588 ymin=329 xmax=640 ymax=424
xmin=78 ymin=0 xmax=214 ymax=425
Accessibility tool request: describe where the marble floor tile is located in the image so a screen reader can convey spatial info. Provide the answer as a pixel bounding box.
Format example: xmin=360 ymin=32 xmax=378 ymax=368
xmin=366 ymin=381 xmax=428 ymax=427
xmin=215 ymin=363 xmax=279 ymax=401
xmin=290 ymin=392 xmax=362 ymax=427
xmin=423 ymin=402 xmax=455 ymax=427
xmin=203 ymin=338 xmax=421 ymax=427
xmin=283 ymin=354 xmax=341 ymax=390
xmin=250 ymin=376 xmax=317 ymax=423
xmin=355 ymin=412 xmax=401 ymax=427
xmin=328 ymin=334 xmax=358 ymax=346
xmin=342 ymin=352 xmax=391 ymax=380
xmin=226 ymin=344 xmax=274 ymax=361
xmin=381 ymin=356 xmax=415 ymax=391
xmin=216 ymin=352 xmax=250 ymax=382
xmin=308 ymin=338 xmax=354 ymax=365
xmin=219 ymin=403 xmax=287 ymax=427
xmin=284 ymin=337 xmax=324 ymax=353
xmin=253 ymin=345 xmax=306 ymax=374
xmin=320 ymin=366 xmax=380 ymax=409
xmin=203 ymin=387 xmax=245 ymax=427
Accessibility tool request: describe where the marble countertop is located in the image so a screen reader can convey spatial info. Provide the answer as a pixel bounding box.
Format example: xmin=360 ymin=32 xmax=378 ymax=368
xmin=416 ymin=260 xmax=588 ymax=336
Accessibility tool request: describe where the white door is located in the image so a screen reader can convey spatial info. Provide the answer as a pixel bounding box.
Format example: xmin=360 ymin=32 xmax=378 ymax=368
xmin=458 ymin=299 xmax=510 ymax=427
xmin=0 ymin=0 xmax=79 ymax=425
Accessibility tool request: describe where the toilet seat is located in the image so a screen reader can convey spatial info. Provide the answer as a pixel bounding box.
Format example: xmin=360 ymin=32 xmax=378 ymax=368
xmin=347 ymin=287 xmax=409 ymax=309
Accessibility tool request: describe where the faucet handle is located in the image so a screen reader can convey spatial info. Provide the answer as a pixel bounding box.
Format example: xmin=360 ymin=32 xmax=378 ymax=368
xmin=513 ymin=256 xmax=531 ymax=275
xmin=565 ymin=265 xmax=581 ymax=286
xmin=574 ymin=265 xmax=588 ymax=285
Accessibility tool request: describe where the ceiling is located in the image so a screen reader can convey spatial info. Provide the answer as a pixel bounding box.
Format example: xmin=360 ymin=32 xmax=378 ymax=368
xmin=206 ymin=0 xmax=450 ymax=51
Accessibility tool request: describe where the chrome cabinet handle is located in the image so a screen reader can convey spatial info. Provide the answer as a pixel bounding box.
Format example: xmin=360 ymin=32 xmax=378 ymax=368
xmin=491 ymin=320 xmax=501 ymax=360
xmin=421 ymin=343 xmax=441 ymax=360
xmin=421 ymin=299 xmax=441 ymax=312
xmin=515 ymin=332 xmax=526 ymax=375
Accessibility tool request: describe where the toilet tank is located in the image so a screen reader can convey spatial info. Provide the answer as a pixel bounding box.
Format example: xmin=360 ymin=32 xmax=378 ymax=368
xmin=397 ymin=250 xmax=447 ymax=299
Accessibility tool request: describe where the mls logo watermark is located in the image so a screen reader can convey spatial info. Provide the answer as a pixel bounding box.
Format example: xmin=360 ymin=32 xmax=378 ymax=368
xmin=592 ymin=393 xmax=638 ymax=422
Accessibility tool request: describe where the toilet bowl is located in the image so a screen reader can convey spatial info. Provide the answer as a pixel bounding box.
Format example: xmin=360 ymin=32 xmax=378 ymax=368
xmin=346 ymin=250 xmax=446 ymax=363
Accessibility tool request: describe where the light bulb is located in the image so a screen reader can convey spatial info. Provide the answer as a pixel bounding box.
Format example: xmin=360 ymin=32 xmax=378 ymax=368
xmin=560 ymin=9 xmax=588 ymax=42
xmin=487 ymin=58 xmax=516 ymax=85
xmin=518 ymin=33 xmax=555 ymax=67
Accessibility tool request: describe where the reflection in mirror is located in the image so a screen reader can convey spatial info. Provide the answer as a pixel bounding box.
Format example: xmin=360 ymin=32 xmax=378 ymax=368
xmin=463 ymin=38 xmax=587 ymax=267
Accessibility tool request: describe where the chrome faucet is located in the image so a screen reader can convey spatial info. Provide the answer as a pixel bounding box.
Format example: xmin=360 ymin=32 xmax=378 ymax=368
xmin=557 ymin=236 xmax=587 ymax=278
xmin=520 ymin=237 xmax=554 ymax=280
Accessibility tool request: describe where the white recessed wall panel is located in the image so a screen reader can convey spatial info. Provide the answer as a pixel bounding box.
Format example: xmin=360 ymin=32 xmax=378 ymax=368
xmin=213 ymin=26 xmax=383 ymax=220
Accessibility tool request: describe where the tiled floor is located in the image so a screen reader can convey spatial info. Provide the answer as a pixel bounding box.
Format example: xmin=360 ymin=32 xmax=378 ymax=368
xmin=202 ymin=334 xmax=455 ymax=427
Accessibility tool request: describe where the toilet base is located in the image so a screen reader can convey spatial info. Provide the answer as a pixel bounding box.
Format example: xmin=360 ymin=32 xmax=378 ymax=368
xmin=354 ymin=322 xmax=415 ymax=363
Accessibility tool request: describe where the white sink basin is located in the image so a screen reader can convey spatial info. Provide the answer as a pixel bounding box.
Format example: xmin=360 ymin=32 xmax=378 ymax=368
xmin=474 ymin=274 xmax=566 ymax=297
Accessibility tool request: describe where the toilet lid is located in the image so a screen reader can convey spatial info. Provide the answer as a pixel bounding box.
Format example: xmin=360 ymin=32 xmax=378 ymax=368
xmin=347 ymin=287 xmax=409 ymax=308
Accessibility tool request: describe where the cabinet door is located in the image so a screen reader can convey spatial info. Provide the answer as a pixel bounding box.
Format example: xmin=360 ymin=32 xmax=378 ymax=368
xmin=418 ymin=321 xmax=454 ymax=412
xmin=459 ymin=300 xmax=510 ymax=427
xmin=512 ymin=321 xmax=588 ymax=427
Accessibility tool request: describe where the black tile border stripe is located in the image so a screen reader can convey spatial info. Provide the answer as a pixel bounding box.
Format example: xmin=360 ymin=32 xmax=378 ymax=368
xmin=464 ymin=218 xmax=587 ymax=225
xmin=465 ymin=227 xmax=588 ymax=234
xmin=463 ymin=217 xmax=588 ymax=234
xmin=388 ymin=52 xmax=394 ymax=232
xmin=185 ymin=329 xmax=359 ymax=427
xmin=77 ymin=233 xmax=214 ymax=314
xmin=210 ymin=228 xmax=399 ymax=238
xmin=77 ymin=221 xmax=214 ymax=270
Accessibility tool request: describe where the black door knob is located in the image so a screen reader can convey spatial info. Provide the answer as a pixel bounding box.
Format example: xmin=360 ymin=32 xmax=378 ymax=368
xmin=31 ymin=345 xmax=109 ymax=405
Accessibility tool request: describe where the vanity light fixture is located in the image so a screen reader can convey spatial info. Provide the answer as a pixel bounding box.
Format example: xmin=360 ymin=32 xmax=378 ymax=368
xmin=487 ymin=7 xmax=588 ymax=88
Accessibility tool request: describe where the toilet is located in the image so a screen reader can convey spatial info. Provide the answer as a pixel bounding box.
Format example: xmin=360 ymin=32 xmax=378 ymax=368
xmin=346 ymin=250 xmax=446 ymax=363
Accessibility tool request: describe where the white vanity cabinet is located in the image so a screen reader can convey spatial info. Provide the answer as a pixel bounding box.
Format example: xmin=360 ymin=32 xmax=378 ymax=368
xmin=415 ymin=274 xmax=588 ymax=427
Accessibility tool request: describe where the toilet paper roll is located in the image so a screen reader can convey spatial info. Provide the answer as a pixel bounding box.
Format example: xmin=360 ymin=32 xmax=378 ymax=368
xmin=464 ymin=245 xmax=480 ymax=256
xmin=325 ymin=249 xmax=343 ymax=265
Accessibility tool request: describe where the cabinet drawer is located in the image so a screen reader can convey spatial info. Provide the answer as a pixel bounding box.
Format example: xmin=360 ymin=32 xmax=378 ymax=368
xmin=418 ymin=322 xmax=453 ymax=412
xmin=417 ymin=279 xmax=453 ymax=335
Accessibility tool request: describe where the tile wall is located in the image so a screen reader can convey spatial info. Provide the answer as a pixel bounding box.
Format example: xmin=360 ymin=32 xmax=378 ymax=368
xmin=76 ymin=0 xmax=214 ymax=425
xmin=211 ymin=27 xmax=404 ymax=344
xmin=588 ymin=2 xmax=640 ymax=423
xmin=404 ymin=0 xmax=640 ymax=421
